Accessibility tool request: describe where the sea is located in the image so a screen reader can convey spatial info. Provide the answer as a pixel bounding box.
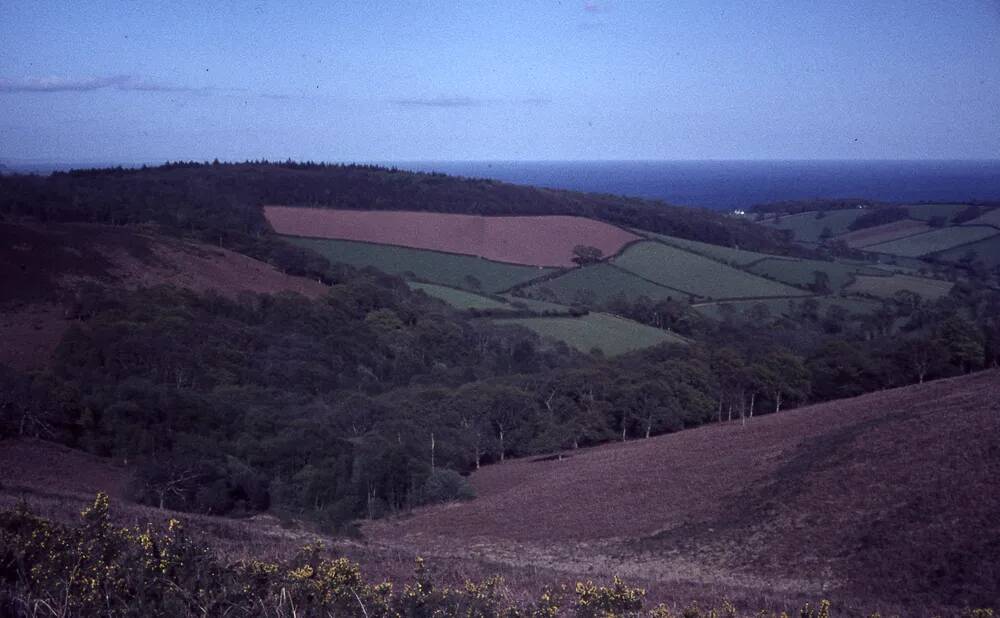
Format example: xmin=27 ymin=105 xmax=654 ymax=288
xmin=385 ymin=160 xmax=1000 ymax=212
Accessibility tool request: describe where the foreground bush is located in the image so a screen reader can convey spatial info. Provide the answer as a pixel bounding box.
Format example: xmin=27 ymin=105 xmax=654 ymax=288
xmin=0 ymin=495 xmax=992 ymax=617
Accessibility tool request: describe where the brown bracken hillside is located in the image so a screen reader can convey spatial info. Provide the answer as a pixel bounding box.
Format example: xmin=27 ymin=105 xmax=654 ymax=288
xmin=366 ymin=369 xmax=1000 ymax=612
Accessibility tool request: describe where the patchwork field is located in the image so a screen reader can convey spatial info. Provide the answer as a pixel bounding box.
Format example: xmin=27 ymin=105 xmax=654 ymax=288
xmin=932 ymin=234 xmax=1000 ymax=268
xmin=846 ymin=273 xmax=953 ymax=300
xmin=407 ymin=282 xmax=511 ymax=311
xmin=495 ymin=312 xmax=685 ymax=355
xmin=365 ymin=370 xmax=1000 ymax=612
xmin=833 ymin=219 xmax=932 ymax=248
xmin=763 ymin=209 xmax=866 ymax=243
xmin=963 ymin=207 xmax=1000 ymax=228
xmin=264 ymin=206 xmax=638 ymax=267
xmin=747 ymin=257 xmax=886 ymax=291
xmin=693 ymin=296 xmax=881 ymax=321
xmin=612 ymin=242 xmax=809 ymax=300
xmin=633 ymin=230 xmax=788 ymax=266
xmin=865 ymin=225 xmax=999 ymax=257
xmin=284 ymin=236 xmax=553 ymax=293
xmin=521 ymin=263 xmax=687 ymax=306
xmin=903 ymin=203 xmax=969 ymax=222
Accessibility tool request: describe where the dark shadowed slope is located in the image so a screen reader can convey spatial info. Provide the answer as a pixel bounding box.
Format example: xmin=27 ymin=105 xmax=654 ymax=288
xmin=0 ymin=222 xmax=328 ymax=370
xmin=366 ymin=370 xmax=1000 ymax=611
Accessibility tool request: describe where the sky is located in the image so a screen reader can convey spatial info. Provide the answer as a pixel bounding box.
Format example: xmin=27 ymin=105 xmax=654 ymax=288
xmin=1 ymin=0 xmax=999 ymax=163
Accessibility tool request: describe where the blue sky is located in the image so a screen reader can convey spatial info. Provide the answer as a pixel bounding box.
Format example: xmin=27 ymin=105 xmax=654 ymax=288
xmin=1 ymin=0 xmax=999 ymax=162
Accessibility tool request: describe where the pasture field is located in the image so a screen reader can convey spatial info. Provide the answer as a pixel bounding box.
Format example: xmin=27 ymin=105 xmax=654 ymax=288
xmin=865 ymin=225 xmax=1000 ymax=257
xmin=264 ymin=206 xmax=638 ymax=267
xmin=833 ymin=219 xmax=931 ymax=248
xmin=633 ymin=229 xmax=786 ymax=265
xmin=612 ymin=241 xmax=809 ymax=300
xmin=693 ymin=295 xmax=880 ymax=321
xmin=962 ymin=207 xmax=1000 ymax=228
xmin=284 ymin=237 xmax=553 ymax=293
xmin=501 ymin=294 xmax=572 ymax=313
xmin=520 ymin=263 xmax=687 ymax=306
xmin=763 ymin=209 xmax=866 ymax=242
xmin=747 ymin=257 xmax=886 ymax=291
xmin=903 ymin=203 xmax=969 ymax=222
xmin=932 ymin=233 xmax=1000 ymax=268
xmin=495 ymin=312 xmax=685 ymax=356
xmin=846 ymin=273 xmax=953 ymax=300
xmin=406 ymin=282 xmax=511 ymax=311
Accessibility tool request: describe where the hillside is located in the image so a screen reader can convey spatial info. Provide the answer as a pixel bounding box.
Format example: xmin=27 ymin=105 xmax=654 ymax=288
xmin=365 ymin=370 xmax=1000 ymax=613
xmin=0 ymin=221 xmax=328 ymax=370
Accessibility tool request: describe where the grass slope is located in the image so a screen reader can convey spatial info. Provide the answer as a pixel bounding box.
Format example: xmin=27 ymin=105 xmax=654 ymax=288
xmin=495 ymin=312 xmax=685 ymax=356
xmin=612 ymin=242 xmax=809 ymax=300
xmin=406 ymin=282 xmax=511 ymax=311
xmin=865 ymin=225 xmax=999 ymax=257
xmin=693 ymin=295 xmax=880 ymax=320
xmin=833 ymin=219 xmax=932 ymax=248
xmin=520 ymin=263 xmax=688 ymax=306
xmin=633 ymin=230 xmax=790 ymax=265
xmin=932 ymin=234 xmax=1000 ymax=268
xmin=846 ymin=273 xmax=953 ymax=300
xmin=762 ymin=209 xmax=865 ymax=243
xmin=746 ymin=257 xmax=885 ymax=291
xmin=366 ymin=370 xmax=1000 ymax=611
xmin=284 ymin=236 xmax=553 ymax=293
xmin=903 ymin=203 xmax=969 ymax=222
xmin=963 ymin=207 xmax=1000 ymax=229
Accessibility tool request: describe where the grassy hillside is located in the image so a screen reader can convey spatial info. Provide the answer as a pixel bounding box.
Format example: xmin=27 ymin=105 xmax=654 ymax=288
xmin=520 ymin=263 xmax=688 ymax=306
xmin=366 ymin=370 xmax=1000 ymax=613
xmin=933 ymin=234 xmax=1000 ymax=268
xmin=406 ymin=282 xmax=512 ymax=311
xmin=746 ymin=257 xmax=885 ymax=291
xmin=495 ymin=312 xmax=686 ymax=356
xmin=612 ymin=241 xmax=809 ymax=300
xmin=762 ymin=209 xmax=866 ymax=242
xmin=846 ymin=273 xmax=954 ymax=300
xmin=864 ymin=225 xmax=999 ymax=257
xmin=632 ymin=229 xmax=795 ymax=265
xmin=284 ymin=236 xmax=553 ymax=293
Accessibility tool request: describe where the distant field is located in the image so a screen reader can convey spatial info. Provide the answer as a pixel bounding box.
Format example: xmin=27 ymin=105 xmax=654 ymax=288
xmin=903 ymin=203 xmax=969 ymax=222
xmin=407 ymin=282 xmax=511 ymax=311
xmin=496 ymin=312 xmax=685 ymax=355
xmin=932 ymin=234 xmax=1000 ymax=268
xmin=962 ymin=207 xmax=1000 ymax=229
xmin=284 ymin=237 xmax=553 ymax=293
xmin=612 ymin=242 xmax=809 ymax=300
xmin=501 ymin=294 xmax=572 ymax=313
xmin=693 ymin=296 xmax=881 ymax=320
xmin=763 ymin=209 xmax=866 ymax=243
xmin=834 ymin=219 xmax=932 ymax=248
xmin=633 ymin=230 xmax=787 ymax=265
xmin=520 ymin=263 xmax=687 ymax=306
xmin=747 ymin=257 xmax=885 ymax=291
xmin=846 ymin=273 xmax=953 ymax=300
xmin=865 ymin=226 xmax=1000 ymax=257
xmin=265 ymin=206 xmax=638 ymax=267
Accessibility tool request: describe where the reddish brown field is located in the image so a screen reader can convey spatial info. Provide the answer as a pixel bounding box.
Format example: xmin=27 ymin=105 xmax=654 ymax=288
xmin=366 ymin=370 xmax=1000 ymax=613
xmin=263 ymin=206 xmax=639 ymax=267
xmin=834 ymin=219 xmax=931 ymax=248
xmin=0 ymin=222 xmax=328 ymax=370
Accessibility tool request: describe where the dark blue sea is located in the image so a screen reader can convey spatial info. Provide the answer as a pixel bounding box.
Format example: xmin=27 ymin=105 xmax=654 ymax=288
xmin=386 ymin=160 xmax=1000 ymax=212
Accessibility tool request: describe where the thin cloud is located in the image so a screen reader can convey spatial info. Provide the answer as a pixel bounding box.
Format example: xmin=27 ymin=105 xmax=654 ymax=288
xmin=0 ymin=75 xmax=206 ymax=94
xmin=583 ymin=2 xmax=605 ymax=13
xmin=391 ymin=96 xmax=551 ymax=108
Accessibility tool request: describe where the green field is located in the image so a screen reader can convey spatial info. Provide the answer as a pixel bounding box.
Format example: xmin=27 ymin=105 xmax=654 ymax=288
xmin=634 ymin=230 xmax=787 ymax=265
xmin=963 ymin=207 xmax=1000 ymax=229
xmin=865 ymin=226 xmax=1000 ymax=258
xmin=612 ymin=242 xmax=809 ymax=300
xmin=846 ymin=274 xmax=953 ymax=300
xmin=407 ymin=282 xmax=511 ymax=310
xmin=747 ymin=257 xmax=886 ymax=292
xmin=496 ymin=312 xmax=686 ymax=356
xmin=763 ymin=209 xmax=866 ymax=243
xmin=932 ymin=234 xmax=1000 ymax=268
xmin=284 ymin=237 xmax=554 ymax=293
xmin=501 ymin=294 xmax=572 ymax=313
xmin=903 ymin=203 xmax=969 ymax=223
xmin=520 ymin=263 xmax=687 ymax=306
xmin=694 ymin=296 xmax=881 ymax=321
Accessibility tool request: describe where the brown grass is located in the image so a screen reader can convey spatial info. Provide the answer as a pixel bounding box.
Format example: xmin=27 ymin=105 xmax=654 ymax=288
xmin=263 ymin=206 xmax=639 ymax=267
xmin=0 ymin=222 xmax=328 ymax=370
xmin=365 ymin=370 xmax=1000 ymax=613
xmin=833 ymin=219 xmax=931 ymax=248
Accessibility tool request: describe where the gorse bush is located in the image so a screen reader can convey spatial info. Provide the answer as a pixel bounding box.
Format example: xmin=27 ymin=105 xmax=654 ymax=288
xmin=1 ymin=496 xmax=991 ymax=617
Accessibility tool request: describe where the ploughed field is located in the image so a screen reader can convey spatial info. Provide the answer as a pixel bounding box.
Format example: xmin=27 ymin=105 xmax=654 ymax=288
xmin=365 ymin=370 xmax=1000 ymax=612
xmin=264 ymin=206 xmax=639 ymax=267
